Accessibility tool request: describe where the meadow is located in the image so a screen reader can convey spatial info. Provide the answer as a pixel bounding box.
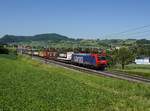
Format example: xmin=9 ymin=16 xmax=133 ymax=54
xmin=109 ymin=64 xmax=150 ymax=78
xmin=1 ymin=54 xmax=150 ymax=111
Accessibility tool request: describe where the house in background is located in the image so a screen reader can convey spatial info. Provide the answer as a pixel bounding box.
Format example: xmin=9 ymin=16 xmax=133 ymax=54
xmin=135 ymin=57 xmax=150 ymax=64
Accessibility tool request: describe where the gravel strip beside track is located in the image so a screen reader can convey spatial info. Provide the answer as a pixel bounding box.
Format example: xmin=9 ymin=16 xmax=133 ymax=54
xmin=32 ymin=56 xmax=150 ymax=84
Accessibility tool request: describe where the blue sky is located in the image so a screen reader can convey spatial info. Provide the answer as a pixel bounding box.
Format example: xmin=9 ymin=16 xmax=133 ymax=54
xmin=0 ymin=0 xmax=150 ymax=39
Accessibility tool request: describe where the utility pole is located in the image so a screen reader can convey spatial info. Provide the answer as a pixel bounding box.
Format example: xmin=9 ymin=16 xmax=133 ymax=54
xmin=31 ymin=47 xmax=33 ymax=59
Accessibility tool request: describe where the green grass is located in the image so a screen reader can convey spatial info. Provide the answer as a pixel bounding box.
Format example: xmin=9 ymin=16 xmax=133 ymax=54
xmin=1 ymin=55 xmax=150 ymax=111
xmin=125 ymin=64 xmax=150 ymax=70
xmin=109 ymin=64 xmax=150 ymax=78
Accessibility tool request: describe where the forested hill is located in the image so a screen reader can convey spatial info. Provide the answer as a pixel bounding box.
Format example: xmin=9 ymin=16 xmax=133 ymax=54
xmin=0 ymin=33 xmax=72 ymax=43
xmin=0 ymin=33 xmax=150 ymax=49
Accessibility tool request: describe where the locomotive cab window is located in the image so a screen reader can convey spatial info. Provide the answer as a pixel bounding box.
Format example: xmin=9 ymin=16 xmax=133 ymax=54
xmin=98 ymin=56 xmax=106 ymax=60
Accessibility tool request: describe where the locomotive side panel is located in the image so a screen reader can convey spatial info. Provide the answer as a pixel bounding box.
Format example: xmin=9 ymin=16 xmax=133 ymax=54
xmin=72 ymin=54 xmax=96 ymax=66
xmin=72 ymin=53 xmax=107 ymax=70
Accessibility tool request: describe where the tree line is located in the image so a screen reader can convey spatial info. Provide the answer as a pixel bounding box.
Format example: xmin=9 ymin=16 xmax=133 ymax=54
xmin=1 ymin=39 xmax=150 ymax=69
xmin=109 ymin=43 xmax=150 ymax=69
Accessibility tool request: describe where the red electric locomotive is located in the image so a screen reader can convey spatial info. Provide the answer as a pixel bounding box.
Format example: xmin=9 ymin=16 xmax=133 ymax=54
xmin=71 ymin=53 xmax=108 ymax=70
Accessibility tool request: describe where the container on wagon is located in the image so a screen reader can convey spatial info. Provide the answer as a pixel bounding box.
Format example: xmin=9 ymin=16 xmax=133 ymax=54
xmin=57 ymin=52 xmax=74 ymax=61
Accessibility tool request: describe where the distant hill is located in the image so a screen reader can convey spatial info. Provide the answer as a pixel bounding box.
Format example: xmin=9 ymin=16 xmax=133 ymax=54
xmin=0 ymin=33 xmax=149 ymax=49
xmin=136 ymin=39 xmax=150 ymax=44
xmin=0 ymin=33 xmax=72 ymax=43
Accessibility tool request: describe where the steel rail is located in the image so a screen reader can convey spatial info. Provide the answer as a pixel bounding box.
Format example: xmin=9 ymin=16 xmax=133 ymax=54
xmin=32 ymin=56 xmax=150 ymax=84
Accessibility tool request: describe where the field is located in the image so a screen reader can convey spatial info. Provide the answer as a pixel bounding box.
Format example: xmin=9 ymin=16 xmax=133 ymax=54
xmin=1 ymin=55 xmax=150 ymax=111
xmin=109 ymin=64 xmax=150 ymax=78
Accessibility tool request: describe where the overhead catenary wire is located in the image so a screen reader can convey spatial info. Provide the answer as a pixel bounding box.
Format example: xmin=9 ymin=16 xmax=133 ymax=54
xmin=118 ymin=29 xmax=150 ymax=36
xmin=129 ymin=33 xmax=150 ymax=39
xmin=110 ymin=25 xmax=150 ymax=35
xmin=111 ymin=30 xmax=150 ymax=39
xmin=103 ymin=24 xmax=150 ymax=39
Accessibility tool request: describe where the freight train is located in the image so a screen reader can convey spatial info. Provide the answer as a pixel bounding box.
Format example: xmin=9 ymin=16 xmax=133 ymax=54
xmin=23 ymin=49 xmax=108 ymax=70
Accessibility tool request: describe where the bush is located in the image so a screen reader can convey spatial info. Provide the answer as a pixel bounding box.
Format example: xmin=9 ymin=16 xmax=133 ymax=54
xmin=0 ymin=46 xmax=9 ymax=54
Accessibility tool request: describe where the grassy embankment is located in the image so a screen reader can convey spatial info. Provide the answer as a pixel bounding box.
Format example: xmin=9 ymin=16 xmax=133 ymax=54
xmin=0 ymin=54 xmax=150 ymax=111
xmin=109 ymin=64 xmax=150 ymax=78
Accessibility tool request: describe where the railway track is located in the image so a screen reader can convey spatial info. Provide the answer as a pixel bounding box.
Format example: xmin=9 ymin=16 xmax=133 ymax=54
xmin=31 ymin=56 xmax=150 ymax=84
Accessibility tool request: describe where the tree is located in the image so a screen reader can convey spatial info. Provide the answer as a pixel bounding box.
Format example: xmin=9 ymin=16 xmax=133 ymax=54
xmin=0 ymin=45 xmax=9 ymax=54
xmin=117 ymin=47 xmax=135 ymax=69
xmin=110 ymin=49 xmax=119 ymax=66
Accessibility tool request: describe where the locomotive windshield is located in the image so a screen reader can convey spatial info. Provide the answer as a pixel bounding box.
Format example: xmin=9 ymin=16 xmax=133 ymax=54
xmin=98 ymin=56 xmax=106 ymax=60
